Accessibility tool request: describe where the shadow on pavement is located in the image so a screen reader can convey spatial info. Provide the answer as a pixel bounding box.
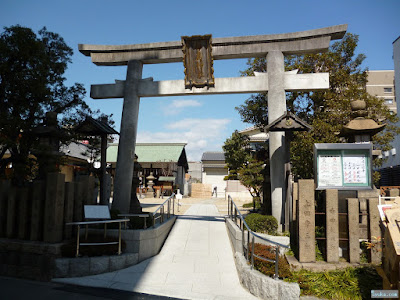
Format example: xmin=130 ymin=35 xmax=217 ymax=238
xmin=0 ymin=277 xmax=183 ymax=300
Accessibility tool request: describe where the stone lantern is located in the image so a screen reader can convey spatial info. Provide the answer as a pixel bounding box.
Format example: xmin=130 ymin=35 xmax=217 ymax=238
xmin=32 ymin=112 xmax=64 ymax=179
xmin=145 ymin=172 xmax=156 ymax=198
xmin=341 ymin=99 xmax=385 ymax=143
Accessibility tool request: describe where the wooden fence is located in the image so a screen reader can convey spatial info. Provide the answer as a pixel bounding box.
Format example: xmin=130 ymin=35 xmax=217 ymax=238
xmin=0 ymin=173 xmax=96 ymax=243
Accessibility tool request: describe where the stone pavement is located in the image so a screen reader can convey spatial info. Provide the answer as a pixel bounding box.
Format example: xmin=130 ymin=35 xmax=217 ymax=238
xmin=53 ymin=199 xmax=258 ymax=300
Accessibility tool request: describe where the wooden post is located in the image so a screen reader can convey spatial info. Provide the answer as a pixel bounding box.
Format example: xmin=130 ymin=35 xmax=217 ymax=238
xmin=30 ymin=181 xmax=45 ymax=241
xmin=6 ymin=185 xmax=17 ymax=238
xmin=64 ymin=182 xmax=75 ymax=240
xmin=43 ymin=172 xmax=65 ymax=243
xmin=73 ymin=180 xmax=85 ymax=222
xmin=18 ymin=187 xmax=30 ymax=240
xmin=0 ymin=180 xmax=10 ymax=237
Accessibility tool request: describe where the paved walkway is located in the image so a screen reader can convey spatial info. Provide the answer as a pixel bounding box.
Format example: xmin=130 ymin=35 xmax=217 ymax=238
xmin=54 ymin=200 xmax=258 ymax=300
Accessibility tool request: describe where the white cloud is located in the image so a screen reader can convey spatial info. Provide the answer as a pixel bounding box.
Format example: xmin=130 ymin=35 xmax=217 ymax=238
xmin=137 ymin=118 xmax=231 ymax=161
xmin=164 ymin=99 xmax=202 ymax=115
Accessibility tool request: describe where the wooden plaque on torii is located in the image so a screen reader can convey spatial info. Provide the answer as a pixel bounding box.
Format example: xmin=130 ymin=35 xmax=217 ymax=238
xmin=182 ymin=34 xmax=215 ymax=89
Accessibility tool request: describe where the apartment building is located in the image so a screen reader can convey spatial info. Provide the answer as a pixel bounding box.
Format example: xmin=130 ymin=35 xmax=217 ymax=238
xmin=366 ymin=70 xmax=396 ymax=114
xmin=377 ymin=36 xmax=400 ymax=185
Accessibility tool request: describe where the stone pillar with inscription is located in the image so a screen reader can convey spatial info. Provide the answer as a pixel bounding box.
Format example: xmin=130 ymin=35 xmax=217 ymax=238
xmin=291 ymin=182 xmax=299 ymax=248
xmin=347 ymin=198 xmax=360 ymax=263
xmin=326 ymin=189 xmax=339 ymax=263
xmin=368 ymin=197 xmax=381 ymax=263
xmin=298 ymin=179 xmax=315 ymax=262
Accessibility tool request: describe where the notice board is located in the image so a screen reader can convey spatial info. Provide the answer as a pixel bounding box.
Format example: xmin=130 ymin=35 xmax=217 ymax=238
xmin=314 ymin=143 xmax=373 ymax=190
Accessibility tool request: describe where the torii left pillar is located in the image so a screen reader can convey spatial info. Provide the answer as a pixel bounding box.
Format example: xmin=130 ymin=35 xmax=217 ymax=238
xmin=112 ymin=60 xmax=143 ymax=213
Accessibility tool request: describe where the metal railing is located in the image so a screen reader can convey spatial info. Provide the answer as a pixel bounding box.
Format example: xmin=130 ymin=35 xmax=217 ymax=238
xmin=227 ymin=195 xmax=289 ymax=279
xmin=151 ymin=193 xmax=176 ymax=227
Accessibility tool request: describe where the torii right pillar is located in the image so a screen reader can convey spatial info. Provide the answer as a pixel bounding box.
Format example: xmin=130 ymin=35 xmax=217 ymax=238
xmin=267 ymin=51 xmax=287 ymax=232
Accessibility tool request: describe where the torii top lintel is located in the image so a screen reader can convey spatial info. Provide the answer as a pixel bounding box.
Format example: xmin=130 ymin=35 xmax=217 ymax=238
xmin=79 ymin=25 xmax=347 ymax=66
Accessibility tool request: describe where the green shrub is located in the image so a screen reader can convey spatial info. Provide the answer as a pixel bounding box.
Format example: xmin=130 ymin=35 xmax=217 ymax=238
xmin=245 ymin=213 xmax=277 ymax=235
xmin=243 ymin=201 xmax=261 ymax=209
xmin=251 ymin=243 xmax=292 ymax=278
xmin=287 ymin=266 xmax=382 ymax=299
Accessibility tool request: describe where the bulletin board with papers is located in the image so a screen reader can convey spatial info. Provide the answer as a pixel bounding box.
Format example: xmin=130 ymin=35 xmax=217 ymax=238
xmin=314 ymin=143 xmax=372 ymax=190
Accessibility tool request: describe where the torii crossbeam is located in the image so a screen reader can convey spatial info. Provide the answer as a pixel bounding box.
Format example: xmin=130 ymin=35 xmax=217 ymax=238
xmin=79 ymin=25 xmax=347 ymax=230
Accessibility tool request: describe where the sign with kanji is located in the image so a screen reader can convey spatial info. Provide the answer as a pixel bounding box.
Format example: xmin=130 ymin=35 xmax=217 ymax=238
xmin=182 ymin=34 xmax=215 ymax=89
xmin=314 ymin=143 xmax=372 ymax=190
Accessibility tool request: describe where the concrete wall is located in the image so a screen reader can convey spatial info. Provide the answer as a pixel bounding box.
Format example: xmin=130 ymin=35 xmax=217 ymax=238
xmin=188 ymin=161 xmax=202 ymax=182
xmin=235 ymin=253 xmax=300 ymax=299
xmin=103 ymin=216 xmax=176 ymax=262
xmin=54 ymin=253 xmax=138 ymax=278
xmin=225 ymin=180 xmax=253 ymax=201
xmin=226 ymin=217 xmax=244 ymax=254
xmin=225 ymin=218 xmax=299 ymax=299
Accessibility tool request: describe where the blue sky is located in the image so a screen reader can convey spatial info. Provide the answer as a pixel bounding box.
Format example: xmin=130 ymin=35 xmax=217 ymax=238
xmin=1 ymin=0 xmax=400 ymax=161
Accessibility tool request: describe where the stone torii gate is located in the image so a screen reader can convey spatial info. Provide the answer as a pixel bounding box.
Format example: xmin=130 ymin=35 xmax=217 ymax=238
xmin=79 ymin=25 xmax=347 ymax=229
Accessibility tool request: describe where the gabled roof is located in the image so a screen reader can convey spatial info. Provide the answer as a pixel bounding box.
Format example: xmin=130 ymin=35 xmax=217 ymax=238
xmin=201 ymin=152 xmax=225 ymax=161
xmin=75 ymin=116 xmax=119 ymax=136
xmin=107 ymin=143 xmax=187 ymax=164
xmin=264 ymin=111 xmax=311 ymax=132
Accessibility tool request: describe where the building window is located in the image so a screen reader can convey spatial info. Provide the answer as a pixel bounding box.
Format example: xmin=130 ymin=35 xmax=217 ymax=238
xmin=384 ymin=87 xmax=392 ymax=93
xmin=385 ymin=98 xmax=394 ymax=104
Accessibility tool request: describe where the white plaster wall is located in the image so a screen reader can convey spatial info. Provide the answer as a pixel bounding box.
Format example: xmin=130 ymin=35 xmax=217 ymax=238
xmin=202 ymin=168 xmax=227 ymax=198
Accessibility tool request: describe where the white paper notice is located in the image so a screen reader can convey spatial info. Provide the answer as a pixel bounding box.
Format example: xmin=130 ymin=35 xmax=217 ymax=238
xmin=343 ymin=155 xmax=367 ymax=184
xmin=318 ymin=155 xmax=342 ymax=186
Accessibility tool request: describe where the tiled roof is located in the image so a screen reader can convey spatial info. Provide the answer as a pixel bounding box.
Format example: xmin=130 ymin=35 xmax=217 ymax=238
xmin=201 ymin=152 xmax=225 ymax=161
xmin=60 ymin=142 xmax=90 ymax=161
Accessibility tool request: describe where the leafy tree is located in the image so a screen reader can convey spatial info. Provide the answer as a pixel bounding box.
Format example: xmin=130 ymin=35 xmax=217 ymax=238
xmin=238 ymin=158 xmax=265 ymax=199
xmin=0 ymin=25 xmax=112 ymax=184
xmin=237 ymin=33 xmax=399 ymax=180
xmin=223 ymin=130 xmax=270 ymax=211
xmin=222 ymin=130 xmax=251 ymax=180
